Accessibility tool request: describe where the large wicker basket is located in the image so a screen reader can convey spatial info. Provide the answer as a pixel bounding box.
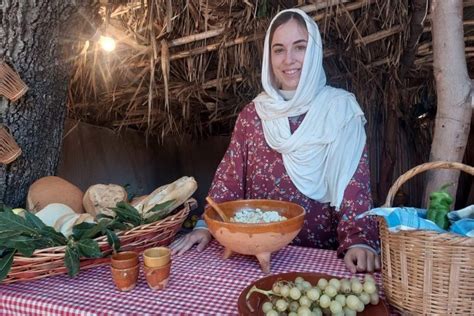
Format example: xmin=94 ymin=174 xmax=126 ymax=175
xmin=378 ymin=161 xmax=474 ymax=315
xmin=3 ymin=199 xmax=196 ymax=284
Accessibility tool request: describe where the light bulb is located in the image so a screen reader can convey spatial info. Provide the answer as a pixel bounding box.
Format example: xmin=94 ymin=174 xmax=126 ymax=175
xmin=99 ymin=35 xmax=116 ymax=52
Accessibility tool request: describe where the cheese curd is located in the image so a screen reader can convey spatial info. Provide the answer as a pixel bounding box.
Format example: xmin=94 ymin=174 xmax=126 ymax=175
xmin=231 ymin=208 xmax=287 ymax=223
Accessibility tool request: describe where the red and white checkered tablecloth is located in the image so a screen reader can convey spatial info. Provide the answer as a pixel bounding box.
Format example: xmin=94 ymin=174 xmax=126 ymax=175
xmin=0 ymin=240 xmax=392 ymax=315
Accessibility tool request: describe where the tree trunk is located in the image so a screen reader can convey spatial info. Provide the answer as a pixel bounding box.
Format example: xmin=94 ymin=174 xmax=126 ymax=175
xmin=0 ymin=1 xmax=94 ymax=207
xmin=424 ymin=0 xmax=473 ymax=206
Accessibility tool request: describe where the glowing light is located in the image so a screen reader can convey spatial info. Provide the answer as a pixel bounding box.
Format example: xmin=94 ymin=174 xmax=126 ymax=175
xmin=99 ymin=35 xmax=116 ymax=52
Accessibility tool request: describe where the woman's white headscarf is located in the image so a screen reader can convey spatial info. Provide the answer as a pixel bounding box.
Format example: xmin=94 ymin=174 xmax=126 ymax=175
xmin=254 ymin=8 xmax=367 ymax=209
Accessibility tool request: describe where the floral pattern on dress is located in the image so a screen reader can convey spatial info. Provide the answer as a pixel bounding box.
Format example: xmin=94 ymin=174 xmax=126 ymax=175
xmin=208 ymin=103 xmax=380 ymax=257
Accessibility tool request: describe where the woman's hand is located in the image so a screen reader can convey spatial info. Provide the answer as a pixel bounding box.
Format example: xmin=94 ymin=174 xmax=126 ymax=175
xmin=344 ymin=247 xmax=380 ymax=273
xmin=170 ymin=229 xmax=212 ymax=256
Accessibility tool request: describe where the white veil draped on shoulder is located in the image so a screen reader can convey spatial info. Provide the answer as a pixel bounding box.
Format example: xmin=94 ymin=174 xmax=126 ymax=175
xmin=253 ymin=8 xmax=367 ymax=209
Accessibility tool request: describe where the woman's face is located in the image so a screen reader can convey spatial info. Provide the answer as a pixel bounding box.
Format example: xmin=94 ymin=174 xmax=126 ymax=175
xmin=270 ymin=18 xmax=308 ymax=90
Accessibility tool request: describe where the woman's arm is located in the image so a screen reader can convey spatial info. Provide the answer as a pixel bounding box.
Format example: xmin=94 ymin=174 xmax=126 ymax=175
xmin=335 ymin=145 xmax=379 ymax=254
xmin=334 ymin=144 xmax=380 ymax=272
xmin=207 ymin=106 xmax=250 ymax=202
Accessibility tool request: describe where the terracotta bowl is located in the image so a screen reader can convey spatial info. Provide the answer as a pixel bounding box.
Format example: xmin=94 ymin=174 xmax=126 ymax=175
xmin=204 ymin=199 xmax=305 ymax=274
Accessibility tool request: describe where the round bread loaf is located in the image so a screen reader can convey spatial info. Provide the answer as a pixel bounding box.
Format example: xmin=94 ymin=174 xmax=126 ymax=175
xmin=27 ymin=176 xmax=84 ymax=213
xmin=83 ymin=184 xmax=128 ymax=218
xmin=60 ymin=213 xmax=95 ymax=237
xmin=35 ymin=203 xmax=77 ymax=228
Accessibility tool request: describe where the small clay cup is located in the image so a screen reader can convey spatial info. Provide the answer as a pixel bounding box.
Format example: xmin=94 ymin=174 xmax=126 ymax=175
xmin=143 ymin=247 xmax=171 ymax=268
xmin=111 ymin=264 xmax=139 ymax=292
xmin=144 ymin=261 xmax=172 ymax=290
xmin=111 ymin=251 xmax=139 ymax=269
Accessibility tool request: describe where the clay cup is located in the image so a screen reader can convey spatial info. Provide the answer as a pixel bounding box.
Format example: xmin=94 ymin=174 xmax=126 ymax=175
xmin=111 ymin=251 xmax=139 ymax=269
xmin=110 ymin=265 xmax=139 ymax=292
xmin=144 ymin=261 xmax=172 ymax=290
xmin=143 ymin=247 xmax=171 ymax=268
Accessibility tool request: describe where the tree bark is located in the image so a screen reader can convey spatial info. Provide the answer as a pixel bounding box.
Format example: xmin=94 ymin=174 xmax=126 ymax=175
xmin=424 ymin=0 xmax=473 ymax=206
xmin=0 ymin=0 xmax=94 ymax=207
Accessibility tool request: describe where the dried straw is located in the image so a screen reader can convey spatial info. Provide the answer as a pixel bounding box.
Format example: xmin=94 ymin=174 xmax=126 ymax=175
xmin=66 ymin=0 xmax=474 ymax=205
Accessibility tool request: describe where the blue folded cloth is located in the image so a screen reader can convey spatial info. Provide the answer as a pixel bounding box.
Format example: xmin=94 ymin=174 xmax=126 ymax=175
xmin=447 ymin=205 xmax=474 ymax=221
xmin=358 ymin=207 xmax=446 ymax=233
xmin=450 ymin=219 xmax=474 ymax=237
xmin=359 ymin=205 xmax=474 ymax=237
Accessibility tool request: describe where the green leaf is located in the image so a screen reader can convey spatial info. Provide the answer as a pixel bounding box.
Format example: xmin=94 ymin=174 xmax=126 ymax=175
xmin=76 ymin=239 xmax=102 ymax=258
xmin=72 ymin=222 xmax=98 ymax=240
xmin=0 ymin=204 xmax=13 ymax=213
xmin=0 ymin=249 xmax=15 ymax=282
xmin=0 ymin=210 xmax=37 ymax=236
xmin=0 ymin=230 xmax=23 ymax=244
xmin=147 ymin=199 xmax=175 ymax=213
xmin=38 ymin=226 xmax=68 ymax=246
xmin=72 ymin=220 xmax=110 ymax=241
xmin=65 ymin=244 xmax=80 ymax=277
xmin=145 ymin=212 xmax=170 ymax=224
xmin=112 ymin=203 xmax=142 ymax=227
xmin=105 ymin=229 xmax=121 ymax=253
xmin=107 ymin=220 xmax=130 ymax=231
xmin=4 ymin=236 xmax=37 ymax=257
xmin=144 ymin=201 xmax=176 ymax=224
xmin=24 ymin=212 xmax=46 ymax=230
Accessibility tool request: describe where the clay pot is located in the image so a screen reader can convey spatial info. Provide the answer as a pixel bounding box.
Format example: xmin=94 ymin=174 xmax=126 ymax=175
xmin=110 ymin=265 xmax=139 ymax=292
xmin=144 ymin=261 xmax=171 ymax=290
xmin=143 ymin=247 xmax=171 ymax=268
xmin=204 ymin=199 xmax=305 ymax=274
xmin=111 ymin=251 xmax=139 ymax=269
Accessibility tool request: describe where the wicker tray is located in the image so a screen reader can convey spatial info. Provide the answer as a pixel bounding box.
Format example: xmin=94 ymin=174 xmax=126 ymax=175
xmin=3 ymin=199 xmax=196 ymax=284
xmin=378 ymin=161 xmax=474 ymax=315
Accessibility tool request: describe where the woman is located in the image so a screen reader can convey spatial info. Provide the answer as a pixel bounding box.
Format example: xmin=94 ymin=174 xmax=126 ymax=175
xmin=171 ymin=8 xmax=380 ymax=273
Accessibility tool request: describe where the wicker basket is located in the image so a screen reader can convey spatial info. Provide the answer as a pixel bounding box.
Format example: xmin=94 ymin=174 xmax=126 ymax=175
xmin=379 ymin=161 xmax=474 ymax=315
xmin=0 ymin=61 xmax=28 ymax=102
xmin=2 ymin=199 xmax=196 ymax=284
xmin=0 ymin=125 xmax=22 ymax=164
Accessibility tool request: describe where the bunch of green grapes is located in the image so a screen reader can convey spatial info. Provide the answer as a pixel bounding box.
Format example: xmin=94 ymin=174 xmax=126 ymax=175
xmin=247 ymin=274 xmax=379 ymax=316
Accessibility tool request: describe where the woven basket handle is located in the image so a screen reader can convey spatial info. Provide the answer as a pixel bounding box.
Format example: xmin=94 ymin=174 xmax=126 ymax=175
xmin=383 ymin=161 xmax=474 ymax=207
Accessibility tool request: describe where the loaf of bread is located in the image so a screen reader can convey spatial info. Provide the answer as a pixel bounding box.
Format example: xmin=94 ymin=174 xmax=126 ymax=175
xmin=59 ymin=213 xmax=95 ymax=237
xmin=132 ymin=176 xmax=197 ymax=218
xmin=36 ymin=203 xmax=76 ymax=228
xmin=36 ymin=203 xmax=95 ymax=237
xmin=83 ymin=184 xmax=128 ymax=218
xmin=27 ymin=176 xmax=84 ymax=213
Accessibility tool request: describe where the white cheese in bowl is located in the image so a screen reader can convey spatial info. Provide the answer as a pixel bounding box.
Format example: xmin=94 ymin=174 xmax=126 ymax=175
xmin=231 ymin=208 xmax=287 ymax=223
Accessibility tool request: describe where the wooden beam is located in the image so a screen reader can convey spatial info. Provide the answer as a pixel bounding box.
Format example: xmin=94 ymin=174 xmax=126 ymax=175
xmin=354 ymin=25 xmax=404 ymax=46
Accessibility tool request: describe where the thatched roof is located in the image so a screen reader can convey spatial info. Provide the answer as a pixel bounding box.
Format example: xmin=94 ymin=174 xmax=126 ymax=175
xmin=67 ymin=0 xmax=474 ymax=205
xmin=68 ymin=0 xmax=416 ymax=135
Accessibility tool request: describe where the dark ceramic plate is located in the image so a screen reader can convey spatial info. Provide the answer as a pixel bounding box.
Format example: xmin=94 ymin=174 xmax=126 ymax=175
xmin=238 ymin=272 xmax=390 ymax=316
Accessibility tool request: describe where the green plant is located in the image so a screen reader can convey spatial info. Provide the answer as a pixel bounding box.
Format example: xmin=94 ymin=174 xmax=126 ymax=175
xmin=0 ymin=199 xmax=175 ymax=281
xmin=426 ymin=184 xmax=454 ymax=230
